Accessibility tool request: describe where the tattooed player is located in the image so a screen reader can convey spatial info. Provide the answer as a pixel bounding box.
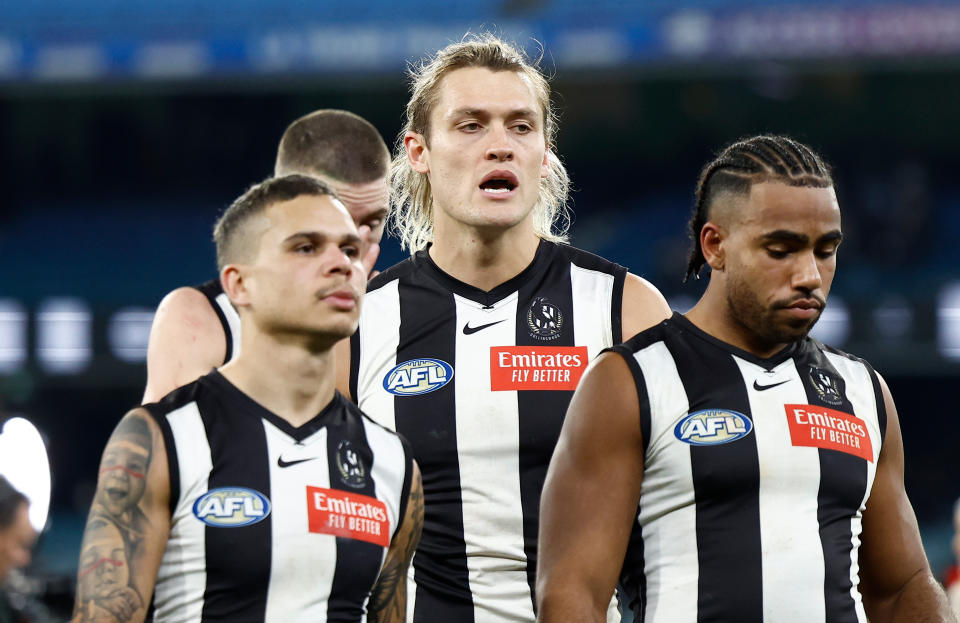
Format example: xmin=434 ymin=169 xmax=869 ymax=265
xmin=73 ymin=175 xmax=422 ymax=623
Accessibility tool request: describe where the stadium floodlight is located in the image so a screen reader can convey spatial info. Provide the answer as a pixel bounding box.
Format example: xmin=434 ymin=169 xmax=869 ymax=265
xmin=0 ymin=417 xmax=51 ymax=532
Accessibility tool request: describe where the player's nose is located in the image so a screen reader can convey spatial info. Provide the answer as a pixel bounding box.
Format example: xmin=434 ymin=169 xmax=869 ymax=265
xmin=485 ymin=124 xmax=513 ymax=161
xmin=792 ymin=250 xmax=822 ymax=291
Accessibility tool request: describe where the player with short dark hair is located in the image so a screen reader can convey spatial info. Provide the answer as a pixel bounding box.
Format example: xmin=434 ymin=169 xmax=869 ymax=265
xmin=536 ymin=135 xmax=955 ymax=623
xmin=142 ymin=110 xmax=390 ymax=404
xmin=74 ymin=175 xmax=423 ymax=623
xmin=342 ymin=34 xmax=671 ymax=622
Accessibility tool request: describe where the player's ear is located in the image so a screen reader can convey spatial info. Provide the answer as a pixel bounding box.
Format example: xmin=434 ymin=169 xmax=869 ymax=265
xmin=221 ymin=264 xmax=250 ymax=307
xmin=405 ymin=131 xmax=429 ymax=174
xmin=541 ymin=146 xmax=552 ymax=180
xmin=700 ymin=222 xmax=726 ymax=272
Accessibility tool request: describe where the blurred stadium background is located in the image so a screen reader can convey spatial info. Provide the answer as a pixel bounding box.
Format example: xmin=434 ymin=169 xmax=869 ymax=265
xmin=2 ymin=0 xmax=960 ymax=616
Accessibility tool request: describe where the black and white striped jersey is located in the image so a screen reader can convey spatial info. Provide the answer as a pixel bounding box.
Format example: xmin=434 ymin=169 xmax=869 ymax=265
xmin=611 ymin=313 xmax=887 ymax=623
xmin=350 ymin=241 xmax=626 ymax=622
xmin=143 ymin=371 xmax=413 ymax=623
xmin=194 ymin=279 xmax=240 ymax=365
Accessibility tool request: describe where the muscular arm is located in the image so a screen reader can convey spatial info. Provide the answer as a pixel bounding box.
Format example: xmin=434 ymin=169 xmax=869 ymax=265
xmin=143 ymin=287 xmax=226 ymax=403
xmin=859 ymin=375 xmax=955 ymax=623
xmin=72 ymin=409 xmax=171 ymax=623
xmin=367 ymin=462 xmax=424 ymax=623
xmin=621 ymin=273 xmax=671 ymax=342
xmin=537 ymin=352 xmax=645 ymax=623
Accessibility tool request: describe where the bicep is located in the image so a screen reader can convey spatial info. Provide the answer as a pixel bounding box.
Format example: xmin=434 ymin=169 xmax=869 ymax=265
xmin=621 ymin=273 xmax=671 ymax=342
xmin=73 ymin=409 xmax=171 ymax=623
xmin=537 ymin=352 xmax=645 ymax=615
xmin=143 ymin=287 xmax=227 ymax=403
xmin=859 ymin=375 xmax=931 ymax=611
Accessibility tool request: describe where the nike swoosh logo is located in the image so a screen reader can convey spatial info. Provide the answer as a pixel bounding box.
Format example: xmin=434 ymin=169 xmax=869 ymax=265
xmin=753 ymin=379 xmax=790 ymax=391
xmin=277 ymin=456 xmax=320 ymax=468
xmin=462 ymin=319 xmax=506 ymax=335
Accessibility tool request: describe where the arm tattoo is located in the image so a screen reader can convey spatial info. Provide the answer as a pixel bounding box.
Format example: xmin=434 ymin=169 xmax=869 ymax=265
xmin=368 ymin=482 xmax=424 ymax=623
xmin=72 ymin=413 xmax=155 ymax=623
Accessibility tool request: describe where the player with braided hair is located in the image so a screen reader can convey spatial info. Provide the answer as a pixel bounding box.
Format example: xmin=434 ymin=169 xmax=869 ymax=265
xmin=537 ymin=135 xmax=954 ymax=623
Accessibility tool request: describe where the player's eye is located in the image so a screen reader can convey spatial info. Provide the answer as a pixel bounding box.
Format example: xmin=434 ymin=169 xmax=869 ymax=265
xmin=459 ymin=122 xmax=481 ymax=132
xmin=766 ymin=247 xmax=789 ymax=259
xmin=815 ymin=246 xmax=839 ymax=259
xmin=341 ymin=245 xmax=360 ymax=258
xmin=294 ymin=243 xmax=315 ymax=254
xmin=513 ymin=122 xmax=533 ymax=133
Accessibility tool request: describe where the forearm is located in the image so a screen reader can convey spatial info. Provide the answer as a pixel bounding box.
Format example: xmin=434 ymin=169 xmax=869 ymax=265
xmin=537 ymin=585 xmax=607 ymax=623
xmin=867 ymin=570 xmax=956 ymax=623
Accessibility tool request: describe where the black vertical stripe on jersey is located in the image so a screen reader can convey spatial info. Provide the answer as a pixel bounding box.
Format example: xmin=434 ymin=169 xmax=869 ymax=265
xmin=393 ymin=278 xmax=475 ymax=623
xmin=670 ymin=338 xmax=763 ymax=622
xmin=197 ymin=390 xmax=272 ymax=623
xmin=801 ymin=353 xmax=867 ymax=623
xmin=325 ymin=412 xmax=386 ymax=622
xmin=515 ymin=260 xmax=576 ymax=611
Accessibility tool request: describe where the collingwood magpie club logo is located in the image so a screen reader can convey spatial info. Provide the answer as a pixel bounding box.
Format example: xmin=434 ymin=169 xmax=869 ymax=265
xmin=527 ymin=296 xmax=563 ymax=340
xmin=808 ymin=366 xmax=844 ymax=406
xmin=336 ymin=440 xmax=366 ymax=488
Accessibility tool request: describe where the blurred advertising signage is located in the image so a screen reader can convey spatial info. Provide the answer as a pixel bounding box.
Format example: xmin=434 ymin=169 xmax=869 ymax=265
xmin=666 ymin=5 xmax=960 ymax=59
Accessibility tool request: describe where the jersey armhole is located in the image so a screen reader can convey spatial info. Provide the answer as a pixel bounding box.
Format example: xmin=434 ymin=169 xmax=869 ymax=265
xmin=349 ymin=330 xmax=360 ymax=404
xmin=601 ymin=344 xmax=651 ymax=455
xmin=391 ymin=434 xmax=414 ymax=541
xmin=141 ymin=404 xmax=180 ymax=518
xmin=867 ymin=367 xmax=888 ymax=445
xmin=611 ymin=266 xmax=627 ymax=345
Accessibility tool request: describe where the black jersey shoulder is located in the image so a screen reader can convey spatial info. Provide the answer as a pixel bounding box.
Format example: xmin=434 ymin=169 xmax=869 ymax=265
xmin=553 ymin=242 xmax=627 ymax=276
xmin=366 ymin=256 xmax=418 ymax=294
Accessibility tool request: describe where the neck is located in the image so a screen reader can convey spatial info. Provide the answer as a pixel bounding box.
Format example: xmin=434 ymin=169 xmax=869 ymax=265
xmin=219 ymin=323 xmax=337 ymax=428
xmin=429 ymin=219 xmax=541 ymax=291
xmin=684 ymin=279 xmax=787 ymax=359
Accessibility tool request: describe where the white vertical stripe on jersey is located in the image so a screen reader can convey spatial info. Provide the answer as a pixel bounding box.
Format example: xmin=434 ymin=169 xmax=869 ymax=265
xmin=569 ymin=264 xmax=615 ymax=359
xmin=262 ymin=422 xmax=333 ymax=623
xmin=214 ymin=292 xmax=242 ymax=362
xmin=453 ymin=292 xmax=534 ymax=622
xmin=736 ymin=356 xmax=826 ymax=623
xmin=154 ymin=403 xmax=212 ymax=623
xmin=633 ymin=341 xmax=698 ymax=623
xmin=824 ymin=353 xmax=882 ymax=623
xmin=357 ymin=280 xmax=401 ymax=432
xmin=361 ymin=418 xmax=407 ymax=541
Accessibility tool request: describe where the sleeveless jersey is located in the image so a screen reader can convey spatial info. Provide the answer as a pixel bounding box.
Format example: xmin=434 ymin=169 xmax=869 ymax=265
xmin=194 ymin=279 xmax=240 ymax=365
xmin=143 ymin=371 xmax=413 ymax=623
xmin=350 ymin=240 xmax=626 ymax=622
xmin=610 ymin=313 xmax=887 ymax=623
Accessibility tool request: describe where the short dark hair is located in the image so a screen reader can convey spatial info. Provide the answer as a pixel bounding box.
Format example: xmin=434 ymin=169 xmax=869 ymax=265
xmin=275 ymin=110 xmax=390 ymax=184
xmin=213 ymin=174 xmax=336 ymax=270
xmin=685 ymin=135 xmax=834 ymax=281
xmin=0 ymin=475 xmax=27 ymax=530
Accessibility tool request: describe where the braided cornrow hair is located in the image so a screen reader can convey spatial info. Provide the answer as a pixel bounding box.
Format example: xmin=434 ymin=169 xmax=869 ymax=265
xmin=685 ymin=135 xmax=834 ymax=281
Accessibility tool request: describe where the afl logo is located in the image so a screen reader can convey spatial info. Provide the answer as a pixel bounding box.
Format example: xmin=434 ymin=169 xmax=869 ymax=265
xmin=383 ymin=358 xmax=454 ymax=396
xmin=192 ymin=487 xmax=271 ymax=527
xmin=527 ymin=296 xmax=563 ymax=340
xmin=674 ymin=409 xmax=753 ymax=446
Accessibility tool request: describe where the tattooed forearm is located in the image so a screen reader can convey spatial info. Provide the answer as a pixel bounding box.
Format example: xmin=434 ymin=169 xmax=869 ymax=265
xmin=369 ymin=468 xmax=424 ymax=623
xmin=72 ymin=411 xmax=158 ymax=623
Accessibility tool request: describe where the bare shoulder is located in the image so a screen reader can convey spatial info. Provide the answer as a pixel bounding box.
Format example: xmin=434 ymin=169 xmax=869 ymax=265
xmin=143 ymin=286 xmax=226 ymax=404
xmin=621 ymin=272 xmax=672 ymax=341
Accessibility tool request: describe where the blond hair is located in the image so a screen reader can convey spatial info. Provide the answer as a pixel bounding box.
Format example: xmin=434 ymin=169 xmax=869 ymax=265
xmin=389 ymin=33 xmax=571 ymax=253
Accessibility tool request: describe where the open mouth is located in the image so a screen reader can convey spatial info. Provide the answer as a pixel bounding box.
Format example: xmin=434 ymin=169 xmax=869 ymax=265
xmin=480 ymin=170 xmax=518 ymax=195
